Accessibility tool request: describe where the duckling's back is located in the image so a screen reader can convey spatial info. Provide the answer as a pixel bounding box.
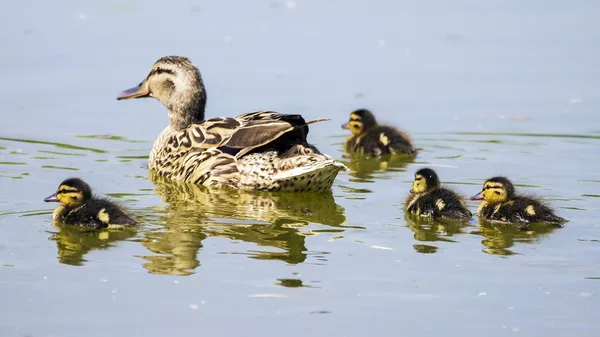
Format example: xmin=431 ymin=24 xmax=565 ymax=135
xmin=479 ymin=196 xmax=566 ymax=225
xmin=64 ymin=199 xmax=137 ymax=229
xmin=406 ymin=188 xmax=471 ymax=221
xmin=349 ymin=126 xmax=415 ymax=156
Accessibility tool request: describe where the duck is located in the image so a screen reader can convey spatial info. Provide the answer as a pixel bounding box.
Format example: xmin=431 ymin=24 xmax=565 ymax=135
xmin=404 ymin=168 xmax=472 ymax=221
xmin=470 ymin=176 xmax=567 ymax=226
xmin=116 ymin=56 xmax=346 ymax=192
xmin=44 ymin=178 xmax=137 ymax=229
xmin=341 ymin=109 xmax=416 ymax=157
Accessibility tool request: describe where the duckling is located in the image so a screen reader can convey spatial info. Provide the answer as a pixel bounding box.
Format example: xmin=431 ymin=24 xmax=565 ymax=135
xmin=342 ymin=109 xmax=416 ymax=157
xmin=404 ymin=168 xmax=472 ymax=221
xmin=44 ymin=178 xmax=137 ymax=229
xmin=471 ymin=177 xmax=567 ymax=226
xmin=116 ymin=56 xmax=346 ymax=192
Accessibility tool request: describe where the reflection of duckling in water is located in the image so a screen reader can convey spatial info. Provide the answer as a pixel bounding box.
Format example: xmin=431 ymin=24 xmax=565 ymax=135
xmin=473 ymin=221 xmax=561 ymax=256
xmin=44 ymin=178 xmax=137 ymax=229
xmin=471 ymin=177 xmax=567 ymax=227
xmin=404 ymin=168 xmax=472 ymax=221
xmin=342 ymin=109 xmax=416 ymax=157
xmin=342 ymin=152 xmax=414 ymax=181
xmin=50 ymin=226 xmax=137 ymax=266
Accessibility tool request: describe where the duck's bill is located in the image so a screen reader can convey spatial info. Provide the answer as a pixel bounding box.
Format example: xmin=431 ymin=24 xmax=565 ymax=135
xmin=470 ymin=192 xmax=484 ymax=200
xmin=44 ymin=193 xmax=59 ymax=202
xmin=117 ymin=84 xmax=150 ymax=100
xmin=341 ymin=123 xmax=349 ymax=130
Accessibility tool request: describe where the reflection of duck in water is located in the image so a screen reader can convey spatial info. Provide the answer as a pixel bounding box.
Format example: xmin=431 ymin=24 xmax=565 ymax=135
xmin=471 ymin=220 xmax=560 ymax=256
xmin=149 ymin=171 xmax=346 ymax=227
xmin=138 ymin=172 xmax=349 ymax=275
xmin=471 ymin=176 xmax=567 ymax=228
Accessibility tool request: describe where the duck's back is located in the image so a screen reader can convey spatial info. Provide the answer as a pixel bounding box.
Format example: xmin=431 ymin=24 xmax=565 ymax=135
xmin=149 ymin=111 xmax=345 ymax=191
xmin=64 ymin=199 xmax=136 ymax=228
xmin=347 ymin=126 xmax=415 ymax=156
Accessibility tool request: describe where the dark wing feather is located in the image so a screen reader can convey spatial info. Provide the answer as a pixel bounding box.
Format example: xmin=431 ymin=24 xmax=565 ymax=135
xmin=182 ymin=110 xmax=330 ymax=158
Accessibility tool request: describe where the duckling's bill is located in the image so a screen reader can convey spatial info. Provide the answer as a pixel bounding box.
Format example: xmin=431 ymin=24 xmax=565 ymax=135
xmin=117 ymin=83 xmax=150 ymax=100
xmin=341 ymin=122 xmax=349 ymax=130
xmin=470 ymin=192 xmax=484 ymax=200
xmin=44 ymin=193 xmax=59 ymax=202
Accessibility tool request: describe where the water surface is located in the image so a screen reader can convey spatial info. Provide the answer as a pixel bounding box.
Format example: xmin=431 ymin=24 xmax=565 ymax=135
xmin=1 ymin=1 xmax=599 ymax=336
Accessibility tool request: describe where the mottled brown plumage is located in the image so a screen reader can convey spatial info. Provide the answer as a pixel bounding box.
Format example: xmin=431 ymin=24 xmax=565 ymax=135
xmin=118 ymin=56 xmax=345 ymax=191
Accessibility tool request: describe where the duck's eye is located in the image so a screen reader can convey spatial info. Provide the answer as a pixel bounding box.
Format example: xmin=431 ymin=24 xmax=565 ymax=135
xmin=71 ymin=196 xmax=78 ymax=200
xmin=494 ymin=191 xmax=500 ymax=195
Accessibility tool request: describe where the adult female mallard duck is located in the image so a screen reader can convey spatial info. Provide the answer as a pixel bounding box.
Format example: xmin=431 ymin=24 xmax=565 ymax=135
xmin=342 ymin=109 xmax=416 ymax=157
xmin=471 ymin=177 xmax=567 ymax=226
xmin=404 ymin=168 xmax=472 ymax=221
xmin=44 ymin=178 xmax=137 ymax=229
xmin=117 ymin=56 xmax=345 ymax=192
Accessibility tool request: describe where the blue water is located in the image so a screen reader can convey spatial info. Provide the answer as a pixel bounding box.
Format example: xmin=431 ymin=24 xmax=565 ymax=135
xmin=1 ymin=1 xmax=599 ymax=336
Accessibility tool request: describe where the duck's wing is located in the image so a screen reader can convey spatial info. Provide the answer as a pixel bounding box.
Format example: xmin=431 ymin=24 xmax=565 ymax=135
xmin=184 ymin=110 xmax=330 ymax=157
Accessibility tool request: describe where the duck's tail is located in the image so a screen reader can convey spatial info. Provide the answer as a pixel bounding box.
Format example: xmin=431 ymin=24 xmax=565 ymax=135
xmin=271 ymin=158 xmax=347 ymax=192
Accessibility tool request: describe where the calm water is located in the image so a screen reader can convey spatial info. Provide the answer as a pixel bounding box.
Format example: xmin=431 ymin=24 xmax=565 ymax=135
xmin=1 ymin=1 xmax=599 ymax=336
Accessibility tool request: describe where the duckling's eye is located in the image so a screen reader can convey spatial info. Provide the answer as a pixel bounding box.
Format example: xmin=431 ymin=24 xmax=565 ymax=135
xmin=71 ymin=196 xmax=78 ymax=200
xmin=494 ymin=191 xmax=500 ymax=195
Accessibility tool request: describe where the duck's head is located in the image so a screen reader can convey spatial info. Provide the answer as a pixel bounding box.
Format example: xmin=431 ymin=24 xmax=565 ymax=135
xmin=471 ymin=176 xmax=515 ymax=204
xmin=341 ymin=109 xmax=378 ymax=136
xmin=410 ymin=168 xmax=440 ymax=194
xmin=44 ymin=178 xmax=92 ymax=209
xmin=117 ymin=56 xmax=207 ymax=131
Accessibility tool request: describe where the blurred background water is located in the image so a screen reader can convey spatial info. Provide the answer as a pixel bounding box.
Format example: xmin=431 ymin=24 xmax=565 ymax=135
xmin=1 ymin=1 xmax=599 ymax=336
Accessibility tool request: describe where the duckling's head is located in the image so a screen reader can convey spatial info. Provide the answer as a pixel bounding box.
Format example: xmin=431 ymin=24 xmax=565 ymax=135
xmin=410 ymin=168 xmax=440 ymax=194
xmin=471 ymin=176 xmax=515 ymax=204
xmin=117 ymin=56 xmax=207 ymax=131
xmin=44 ymin=178 xmax=92 ymax=209
xmin=341 ymin=109 xmax=378 ymax=136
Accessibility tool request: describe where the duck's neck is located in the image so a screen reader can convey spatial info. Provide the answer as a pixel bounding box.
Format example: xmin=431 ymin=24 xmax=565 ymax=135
xmin=167 ymin=86 xmax=207 ymax=131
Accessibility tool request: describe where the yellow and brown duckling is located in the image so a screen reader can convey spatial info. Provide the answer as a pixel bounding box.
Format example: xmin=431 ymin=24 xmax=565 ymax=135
xmin=44 ymin=178 xmax=137 ymax=229
xmin=342 ymin=109 xmax=416 ymax=157
xmin=404 ymin=168 xmax=472 ymax=221
xmin=116 ymin=55 xmax=345 ymax=192
xmin=471 ymin=177 xmax=567 ymax=226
